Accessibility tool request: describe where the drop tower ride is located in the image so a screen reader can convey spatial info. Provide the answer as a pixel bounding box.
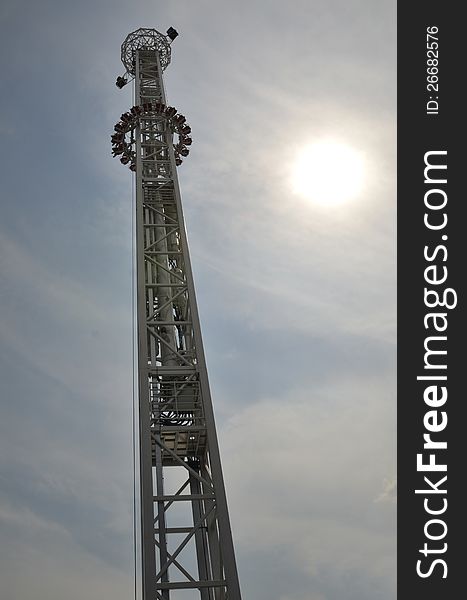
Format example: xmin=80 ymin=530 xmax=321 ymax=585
xmin=111 ymin=27 xmax=242 ymax=600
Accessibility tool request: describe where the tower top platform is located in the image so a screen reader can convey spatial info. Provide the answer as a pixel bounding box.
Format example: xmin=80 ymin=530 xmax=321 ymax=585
xmin=121 ymin=28 xmax=172 ymax=74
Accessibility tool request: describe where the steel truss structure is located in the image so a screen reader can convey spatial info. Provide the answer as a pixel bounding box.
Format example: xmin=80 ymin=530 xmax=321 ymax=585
xmin=113 ymin=29 xmax=242 ymax=600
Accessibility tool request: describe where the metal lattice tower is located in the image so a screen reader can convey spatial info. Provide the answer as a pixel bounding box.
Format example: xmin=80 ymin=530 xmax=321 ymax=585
xmin=111 ymin=28 xmax=242 ymax=600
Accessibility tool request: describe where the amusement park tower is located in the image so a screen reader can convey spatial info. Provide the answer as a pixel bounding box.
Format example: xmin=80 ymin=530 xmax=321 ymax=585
xmin=111 ymin=28 xmax=242 ymax=600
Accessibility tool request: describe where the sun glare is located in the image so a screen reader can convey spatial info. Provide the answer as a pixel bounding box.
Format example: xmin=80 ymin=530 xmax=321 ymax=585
xmin=292 ymin=140 xmax=365 ymax=206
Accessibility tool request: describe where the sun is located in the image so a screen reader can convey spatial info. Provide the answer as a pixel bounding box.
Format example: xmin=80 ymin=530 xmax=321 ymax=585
xmin=292 ymin=140 xmax=365 ymax=206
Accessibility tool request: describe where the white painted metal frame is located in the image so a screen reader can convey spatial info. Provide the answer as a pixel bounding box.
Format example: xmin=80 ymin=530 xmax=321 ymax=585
xmin=127 ymin=36 xmax=242 ymax=600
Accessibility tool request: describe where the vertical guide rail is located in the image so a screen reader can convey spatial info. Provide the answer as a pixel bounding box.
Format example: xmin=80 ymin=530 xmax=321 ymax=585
xmin=135 ymin=52 xmax=158 ymax=600
xmin=123 ymin=30 xmax=242 ymax=600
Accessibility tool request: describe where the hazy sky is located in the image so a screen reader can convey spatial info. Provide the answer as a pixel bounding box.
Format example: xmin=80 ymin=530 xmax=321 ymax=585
xmin=0 ymin=1 xmax=396 ymax=599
